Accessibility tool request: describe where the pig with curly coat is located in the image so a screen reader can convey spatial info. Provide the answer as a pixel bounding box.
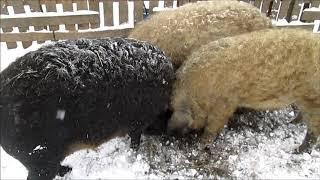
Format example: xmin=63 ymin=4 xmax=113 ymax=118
xmin=0 ymin=38 xmax=174 ymax=180
xmin=168 ymin=29 xmax=320 ymax=152
xmin=129 ymin=0 xmax=272 ymax=69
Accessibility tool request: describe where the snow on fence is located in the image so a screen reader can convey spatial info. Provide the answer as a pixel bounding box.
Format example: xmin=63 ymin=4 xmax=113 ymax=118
xmin=1 ymin=0 xmax=319 ymax=50
xmin=0 ymin=0 xmax=200 ymax=49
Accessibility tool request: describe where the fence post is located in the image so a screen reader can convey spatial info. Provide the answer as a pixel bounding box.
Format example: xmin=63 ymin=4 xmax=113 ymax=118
xmin=25 ymin=0 xmax=45 ymax=44
xmin=89 ymin=0 xmax=100 ymax=28
xmin=177 ymin=0 xmax=187 ymax=7
xmin=132 ymin=0 xmax=143 ymax=24
xmin=258 ymin=0 xmax=264 ymax=12
xmin=0 ymin=0 xmax=17 ymax=49
xmin=119 ymin=0 xmax=129 ymax=24
xmin=275 ymin=0 xmax=283 ymax=21
xmin=8 ymin=0 xmax=33 ymax=48
xmin=74 ymin=0 xmax=90 ymax=30
xmin=285 ymin=0 xmax=296 ymax=22
xmin=103 ymin=0 xmax=114 ymax=26
xmin=41 ymin=0 xmax=60 ymax=31
xmin=60 ymin=0 xmax=76 ymax=31
xmin=165 ymin=0 xmax=174 ymax=8
xmin=266 ymin=0 xmax=274 ymax=17
xmin=149 ymin=0 xmax=159 ymax=14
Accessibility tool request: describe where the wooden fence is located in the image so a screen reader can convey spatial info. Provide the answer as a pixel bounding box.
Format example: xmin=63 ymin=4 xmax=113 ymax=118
xmin=242 ymin=0 xmax=320 ymax=31
xmin=0 ymin=0 xmax=200 ymax=49
xmin=1 ymin=0 xmax=319 ymax=50
xmin=242 ymin=0 xmax=320 ymax=20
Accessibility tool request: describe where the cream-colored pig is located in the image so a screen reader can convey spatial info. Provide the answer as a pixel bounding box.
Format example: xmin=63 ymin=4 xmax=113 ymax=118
xmin=169 ymin=29 xmax=320 ymax=151
xmin=129 ymin=1 xmax=272 ymax=69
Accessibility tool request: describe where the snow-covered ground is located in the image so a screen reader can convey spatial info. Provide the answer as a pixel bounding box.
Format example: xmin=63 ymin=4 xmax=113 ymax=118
xmin=1 ymin=41 xmax=320 ymax=179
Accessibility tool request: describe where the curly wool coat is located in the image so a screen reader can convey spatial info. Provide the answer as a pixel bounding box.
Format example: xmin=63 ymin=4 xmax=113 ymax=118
xmin=168 ymin=29 xmax=320 ymax=152
xmin=0 ymin=38 xmax=174 ymax=180
xmin=129 ymin=0 xmax=272 ymax=69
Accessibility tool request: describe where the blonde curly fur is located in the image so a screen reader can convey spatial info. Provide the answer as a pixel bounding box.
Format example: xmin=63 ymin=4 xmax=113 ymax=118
xmin=129 ymin=1 xmax=272 ymax=68
xmin=169 ymin=29 xmax=320 ymax=140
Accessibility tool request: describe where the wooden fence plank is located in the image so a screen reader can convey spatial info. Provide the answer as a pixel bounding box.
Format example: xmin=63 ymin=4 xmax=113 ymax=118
xmin=275 ymin=0 xmax=283 ymax=21
xmin=0 ymin=0 xmax=17 ymax=49
xmin=177 ymin=0 xmax=198 ymax=7
xmin=8 ymin=0 xmax=32 ymax=48
xmin=1 ymin=28 xmax=131 ymax=43
xmin=25 ymin=0 xmax=45 ymax=44
xmin=1 ymin=32 xmax=54 ymax=42
xmin=302 ymin=8 xmax=320 ymax=21
xmin=177 ymin=0 xmax=190 ymax=7
xmin=276 ymin=0 xmax=289 ymax=20
xmin=165 ymin=0 xmax=174 ymax=8
xmin=149 ymin=0 xmax=159 ymax=14
xmin=258 ymin=0 xmax=264 ymax=12
xmin=1 ymin=12 xmax=99 ymax=28
xmin=61 ymin=0 xmax=76 ymax=31
xmin=266 ymin=0 xmax=274 ymax=17
xmin=89 ymin=0 xmax=100 ymax=28
xmin=285 ymin=0 xmax=296 ymax=22
xmin=133 ymin=0 xmax=143 ymax=23
xmin=260 ymin=0 xmax=272 ymax=16
xmin=54 ymin=28 xmax=131 ymax=40
xmin=253 ymin=0 xmax=263 ymax=7
xmin=42 ymin=0 xmax=59 ymax=31
xmin=25 ymin=0 xmax=44 ymax=31
xmin=102 ymin=0 xmax=113 ymax=26
xmin=298 ymin=2 xmax=311 ymax=21
xmin=119 ymin=0 xmax=128 ymax=24
xmin=311 ymin=0 xmax=320 ymax=7
xmin=0 ymin=0 xmax=8 ymax=14
xmin=277 ymin=0 xmax=289 ymax=19
xmin=74 ymin=0 xmax=90 ymax=29
xmin=269 ymin=0 xmax=281 ymax=20
xmin=281 ymin=0 xmax=302 ymax=20
xmin=293 ymin=0 xmax=308 ymax=20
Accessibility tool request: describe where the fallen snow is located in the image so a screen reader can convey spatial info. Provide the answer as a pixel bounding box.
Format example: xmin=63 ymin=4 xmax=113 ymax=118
xmin=304 ymin=7 xmax=320 ymax=12
xmin=0 ymin=147 xmax=28 ymax=179
xmin=0 ymin=42 xmax=49 ymax=71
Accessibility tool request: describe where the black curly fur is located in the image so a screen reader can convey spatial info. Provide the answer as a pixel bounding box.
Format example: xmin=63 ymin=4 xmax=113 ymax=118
xmin=0 ymin=38 xmax=174 ymax=180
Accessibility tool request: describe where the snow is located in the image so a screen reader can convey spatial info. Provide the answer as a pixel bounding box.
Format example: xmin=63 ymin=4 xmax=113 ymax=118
xmin=153 ymin=7 xmax=177 ymax=12
xmin=1 ymin=147 xmax=28 ymax=179
xmin=273 ymin=19 xmax=314 ymax=27
xmin=304 ymin=7 xmax=320 ymax=12
xmin=272 ymin=19 xmax=319 ymax=33
xmin=0 ymin=42 xmax=47 ymax=71
xmin=56 ymin=137 xmax=152 ymax=179
xmin=227 ymin=126 xmax=320 ymax=179
xmin=53 ymin=114 xmax=320 ymax=179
